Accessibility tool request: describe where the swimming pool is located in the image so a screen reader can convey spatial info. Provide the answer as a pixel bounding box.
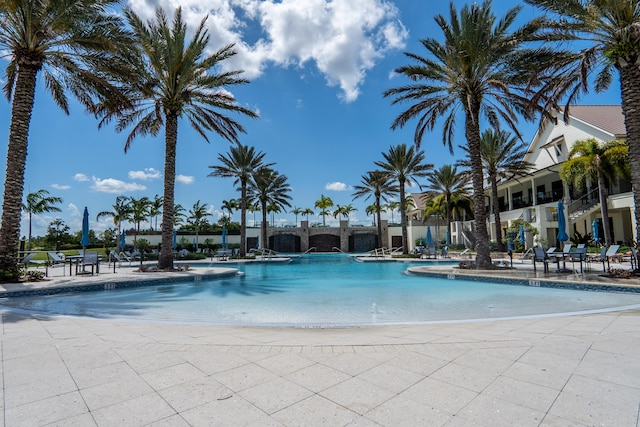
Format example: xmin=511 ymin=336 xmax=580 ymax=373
xmin=2 ymin=254 xmax=640 ymax=326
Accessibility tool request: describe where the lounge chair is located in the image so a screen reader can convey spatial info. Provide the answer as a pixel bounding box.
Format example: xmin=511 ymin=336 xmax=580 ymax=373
xmin=47 ymin=252 xmax=66 ymax=267
xmin=18 ymin=253 xmax=36 ymax=266
xmin=604 ymin=244 xmax=621 ymax=271
xmin=459 ymin=248 xmax=471 ymax=258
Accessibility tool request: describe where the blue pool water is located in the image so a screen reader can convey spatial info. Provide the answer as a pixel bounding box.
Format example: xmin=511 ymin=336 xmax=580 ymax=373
xmin=3 ymin=254 xmax=640 ymax=326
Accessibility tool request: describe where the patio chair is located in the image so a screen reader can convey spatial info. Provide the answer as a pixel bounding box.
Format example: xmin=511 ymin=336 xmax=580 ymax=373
xmin=604 ymin=244 xmax=621 ymax=271
xmin=18 ymin=252 xmax=36 ymax=266
xmin=533 ymin=247 xmax=559 ymax=273
xmin=47 ymin=252 xmax=66 ymax=267
xmin=77 ymin=251 xmax=99 ymax=275
xmin=568 ymin=247 xmax=587 ymax=273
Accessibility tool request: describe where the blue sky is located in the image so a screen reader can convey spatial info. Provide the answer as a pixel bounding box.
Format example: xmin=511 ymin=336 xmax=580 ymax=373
xmin=0 ymin=0 xmax=622 ymax=238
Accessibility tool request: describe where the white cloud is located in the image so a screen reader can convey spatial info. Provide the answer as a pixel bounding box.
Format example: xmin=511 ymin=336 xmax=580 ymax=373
xmin=91 ymin=177 xmax=147 ymax=193
xmin=127 ymin=0 xmax=407 ymax=102
xmin=73 ymin=173 xmax=89 ymax=182
xmin=51 ymin=184 xmax=70 ymax=190
xmin=129 ymin=167 xmax=161 ymax=180
xmin=176 ymin=175 xmax=195 ymax=184
xmin=325 ymin=181 xmax=351 ymax=191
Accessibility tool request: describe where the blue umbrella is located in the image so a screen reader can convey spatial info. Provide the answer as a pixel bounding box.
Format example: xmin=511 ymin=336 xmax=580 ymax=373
xmin=256 ymin=235 xmax=259 ymax=249
xmin=425 ymin=226 xmax=433 ymax=245
xmin=222 ymin=227 xmax=227 ymax=249
xmin=519 ymin=225 xmax=525 ymax=244
xmin=80 ymin=207 xmax=90 ymax=249
xmin=557 ymin=201 xmax=569 ymax=242
xmin=592 ymin=220 xmax=599 ymax=243
xmin=119 ymin=230 xmax=126 ymax=250
xmin=172 ymin=229 xmax=177 ymax=249
xmin=445 ymin=228 xmax=451 ymax=245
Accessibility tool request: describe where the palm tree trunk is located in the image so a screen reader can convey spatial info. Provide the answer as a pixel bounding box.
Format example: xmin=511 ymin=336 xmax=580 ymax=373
xmin=597 ymin=174 xmax=612 ymax=246
xmin=240 ymin=180 xmax=247 ymax=257
xmin=376 ymin=198 xmax=383 ymax=248
xmin=490 ymin=176 xmax=504 ymax=251
xmin=619 ymin=65 xmax=640 ymax=243
xmin=0 ymin=66 xmax=38 ymax=272
xmin=261 ymin=203 xmax=268 ymax=250
xmin=465 ymin=105 xmax=492 ymax=267
xmin=158 ymin=113 xmax=178 ymax=270
xmin=399 ymin=181 xmax=408 ymax=254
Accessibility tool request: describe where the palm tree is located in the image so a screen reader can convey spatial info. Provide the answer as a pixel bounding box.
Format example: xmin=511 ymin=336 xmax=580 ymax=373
xmin=315 ymin=195 xmax=334 ymax=226
xmin=383 ymin=1 xmax=552 ymax=267
xmin=0 ymin=0 xmax=132 ymax=273
xmin=96 ymin=7 xmax=257 ymax=270
xmin=302 ymin=208 xmax=315 ymax=223
xmin=459 ymin=129 xmax=533 ymax=251
xmin=248 ymin=167 xmax=292 ymax=250
xmin=129 ymin=197 xmax=151 ymax=243
xmin=209 ymin=145 xmax=271 ymax=256
xmin=97 ymin=195 xmax=132 ymax=249
xmin=375 ymin=144 xmax=433 ymax=254
xmin=525 ymin=0 xmax=640 ymax=241
xmin=247 ymin=202 xmax=260 ymax=227
xmin=333 ymin=204 xmax=357 ymax=224
xmin=22 ymin=190 xmax=62 ymax=251
xmin=187 ymin=200 xmax=211 ymax=250
xmin=560 ymin=138 xmax=629 ymax=247
xmin=423 ymin=165 xmax=468 ymax=247
xmin=173 ymin=204 xmax=187 ymax=229
xmin=149 ymin=195 xmax=163 ymax=231
xmin=291 ymin=207 xmax=303 ymax=227
xmin=220 ymin=199 xmax=238 ymax=221
xmin=353 ymin=170 xmax=398 ymax=247
xmin=385 ymin=200 xmax=401 ymax=224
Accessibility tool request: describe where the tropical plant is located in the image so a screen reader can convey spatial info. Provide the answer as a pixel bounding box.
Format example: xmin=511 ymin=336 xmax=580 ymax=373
xmin=302 ymin=208 xmax=315 ymax=223
xmin=209 ymin=145 xmax=271 ymax=256
xmin=220 ymin=199 xmax=238 ymax=220
xmin=385 ymin=200 xmax=401 ymax=224
xmin=525 ymin=0 xmax=640 ymax=242
xmin=353 ymin=170 xmax=398 ymax=247
xmin=315 ymin=194 xmax=334 ymax=226
xmin=173 ymin=204 xmax=187 ymax=229
xmin=149 ymin=195 xmax=163 ymax=231
xmin=247 ymin=202 xmax=260 ymax=227
xmin=560 ymin=138 xmax=629 ymax=246
xmin=22 ymin=190 xmax=62 ymax=251
xmin=97 ymin=195 xmax=132 ymax=249
xmin=375 ymin=144 xmax=433 ymax=254
xmin=44 ymin=218 xmax=70 ymax=248
xmin=459 ymin=129 xmax=533 ymax=250
xmin=248 ymin=167 xmax=292 ymax=250
xmin=291 ymin=207 xmax=303 ymax=227
xmin=383 ymin=0 xmax=554 ymax=267
xmin=423 ymin=165 xmax=468 ymax=246
xmin=187 ymin=200 xmax=211 ymax=250
xmin=129 ymin=197 xmax=151 ymax=243
xmin=333 ymin=204 xmax=357 ymax=224
xmin=95 ymin=7 xmax=257 ymax=270
xmin=0 ymin=0 xmax=132 ymax=274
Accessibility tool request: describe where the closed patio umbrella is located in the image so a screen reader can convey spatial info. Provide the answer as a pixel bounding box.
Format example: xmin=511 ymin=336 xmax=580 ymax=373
xmin=172 ymin=229 xmax=177 ymax=249
xmin=445 ymin=228 xmax=451 ymax=246
xmin=557 ymin=201 xmax=569 ymax=244
xmin=519 ymin=225 xmax=525 ymax=245
xmin=222 ymin=227 xmax=227 ymax=250
xmin=81 ymin=207 xmax=90 ymax=252
xmin=119 ymin=230 xmax=126 ymax=250
xmin=592 ymin=220 xmax=599 ymax=243
xmin=425 ymin=226 xmax=433 ymax=246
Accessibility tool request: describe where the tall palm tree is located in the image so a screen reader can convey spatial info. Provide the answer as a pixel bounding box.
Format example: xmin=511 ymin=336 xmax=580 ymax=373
xmin=0 ymin=0 xmax=132 ymax=273
xmin=149 ymin=195 xmax=163 ymax=231
xmin=525 ymin=0 xmax=640 ymax=241
xmin=459 ymin=129 xmax=533 ymax=250
xmin=333 ymin=204 xmax=357 ymax=224
xmin=423 ymin=165 xmax=468 ymax=246
xmin=383 ymin=0 xmax=553 ymax=267
xmin=248 ymin=167 xmax=292 ymax=250
xmin=129 ymin=197 xmax=151 ymax=244
xmin=209 ymin=145 xmax=271 ymax=257
xmin=220 ymin=199 xmax=238 ymax=221
xmin=353 ymin=170 xmax=398 ymax=248
xmin=385 ymin=200 xmax=401 ymax=224
xmin=302 ymin=208 xmax=315 ymax=223
xmin=97 ymin=195 xmax=132 ymax=249
xmin=22 ymin=190 xmax=62 ymax=251
xmin=247 ymin=202 xmax=260 ymax=227
xmin=96 ymin=7 xmax=257 ymax=270
xmin=375 ymin=144 xmax=433 ymax=254
xmin=291 ymin=207 xmax=303 ymax=227
xmin=560 ymin=138 xmax=629 ymax=246
xmin=315 ymin=195 xmax=334 ymax=226
xmin=187 ymin=200 xmax=211 ymax=250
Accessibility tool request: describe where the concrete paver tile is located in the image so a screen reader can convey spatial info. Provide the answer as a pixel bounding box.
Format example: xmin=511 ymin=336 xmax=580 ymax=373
xmin=356 ymin=363 xmax=423 ymax=394
xmin=91 ymin=393 xmax=176 ymax=427
xmin=430 ymin=362 xmax=498 ymax=393
xmin=503 ymin=361 xmax=571 ymax=390
xmin=364 ymin=394 xmax=451 ymax=427
xmin=254 ymin=352 xmax=317 ymax=376
xmin=284 ymin=363 xmax=351 ymax=393
xmin=158 ymin=377 xmax=233 ymax=413
xmin=320 ymin=377 xmax=396 ymax=415
xmin=181 ymin=394 xmax=283 ymax=426
xmin=5 ymin=391 xmax=88 ymax=427
xmin=80 ymin=376 xmax=155 ymax=411
xmin=482 ymin=376 xmax=559 ymax=412
xmin=141 ymin=362 xmax=207 ymax=391
xmin=239 ymin=377 xmax=314 ymax=414
xmin=456 ymin=394 xmax=546 ymax=427
xmin=399 ymin=377 xmax=478 ymax=414
xmin=272 ymin=394 xmax=359 ymax=427
xmin=212 ymin=363 xmax=278 ymax=392
xmin=182 ymin=350 xmax=251 ymax=375
xmin=144 ymin=414 xmax=191 ymax=426
xmin=385 ymin=350 xmax=448 ymax=376
xmin=319 ymin=353 xmax=383 ymax=376
xmin=44 ymin=412 xmax=98 ymax=426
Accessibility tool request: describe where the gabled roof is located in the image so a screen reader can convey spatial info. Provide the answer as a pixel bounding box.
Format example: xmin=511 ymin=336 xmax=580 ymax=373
xmin=565 ymin=105 xmax=625 ymax=137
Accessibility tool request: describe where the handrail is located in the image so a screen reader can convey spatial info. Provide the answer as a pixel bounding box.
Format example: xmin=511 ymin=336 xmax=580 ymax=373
xmin=332 ymin=247 xmax=344 ymax=253
xmin=303 ymin=247 xmax=316 ymax=253
xmin=568 ymin=187 xmax=600 ymax=215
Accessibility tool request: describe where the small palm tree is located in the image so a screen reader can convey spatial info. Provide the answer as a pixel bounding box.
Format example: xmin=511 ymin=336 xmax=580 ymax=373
xmin=385 ymin=200 xmax=400 ymax=224
xmin=209 ymin=145 xmax=271 ymax=256
xmin=291 ymin=207 xmax=303 ymax=227
xmin=173 ymin=204 xmax=187 ymax=229
xmin=187 ymin=200 xmax=211 ymax=250
xmin=129 ymin=197 xmax=151 ymax=244
xmin=248 ymin=167 xmax=292 ymax=250
xmin=149 ymin=195 xmax=163 ymax=231
xmin=302 ymin=208 xmax=315 ymax=223
xmin=333 ymin=204 xmax=357 ymax=224
xmin=375 ymin=144 xmax=433 ymax=254
xmin=423 ymin=165 xmax=468 ymax=247
xmin=221 ymin=199 xmax=238 ymax=221
xmin=384 ymin=1 xmax=551 ymax=267
xmin=353 ymin=171 xmax=398 ymax=247
xmin=0 ymin=0 xmax=132 ymax=272
xmin=315 ymin=195 xmax=334 ymax=226
xmin=23 ymin=190 xmax=63 ymax=251
xmin=97 ymin=196 xmax=132 ymax=249
xmin=96 ymin=7 xmax=257 ymax=270
xmin=560 ymin=138 xmax=629 ymax=247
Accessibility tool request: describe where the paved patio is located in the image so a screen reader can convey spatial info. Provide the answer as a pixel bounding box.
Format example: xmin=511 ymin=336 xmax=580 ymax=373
xmin=1 ymin=258 xmax=639 ymax=426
